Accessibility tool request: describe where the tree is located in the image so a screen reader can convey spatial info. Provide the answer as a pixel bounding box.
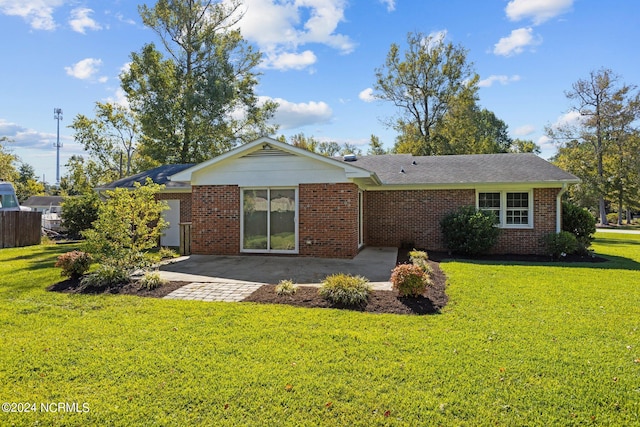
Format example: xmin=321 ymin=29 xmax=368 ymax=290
xmin=59 ymin=155 xmax=99 ymax=196
xmin=83 ymin=179 xmax=168 ymax=271
xmin=121 ymin=0 xmax=278 ymax=165
xmin=435 ymin=103 xmax=513 ymax=154
xmin=374 ymin=31 xmax=480 ymax=155
xmin=14 ymin=163 xmax=44 ymax=202
xmin=70 ymin=102 xmax=143 ymax=185
xmin=547 ymin=69 xmax=640 ymax=224
xmin=510 ymin=139 xmax=541 ymax=154
xmin=367 ymin=135 xmax=386 ymax=155
xmin=61 ymin=191 xmax=102 ymax=239
xmin=0 ymin=136 xmax=18 ymax=182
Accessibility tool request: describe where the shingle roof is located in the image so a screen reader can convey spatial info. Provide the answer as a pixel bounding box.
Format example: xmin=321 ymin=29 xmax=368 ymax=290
xmin=22 ymin=196 xmax=64 ymax=207
xmin=340 ymin=153 xmax=579 ymax=186
xmin=98 ymin=164 xmax=195 ymax=190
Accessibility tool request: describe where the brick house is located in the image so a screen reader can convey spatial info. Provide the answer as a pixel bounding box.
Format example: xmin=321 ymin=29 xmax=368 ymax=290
xmin=101 ymin=137 xmax=579 ymax=257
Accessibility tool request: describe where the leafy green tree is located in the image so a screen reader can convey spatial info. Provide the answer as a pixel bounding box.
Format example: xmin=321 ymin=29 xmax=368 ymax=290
xmin=59 ymin=155 xmax=97 ymax=196
xmin=61 ymin=192 xmax=103 ymax=239
xmin=14 ymin=163 xmax=44 ymax=202
xmin=548 ymin=68 xmax=640 ymax=224
xmin=435 ymin=103 xmax=513 ymax=154
xmin=83 ymin=179 xmax=168 ymax=272
xmin=0 ymin=136 xmax=18 ymax=182
xmin=510 ymin=139 xmax=541 ymax=154
xmin=374 ymin=31 xmax=480 ymax=155
xmin=121 ymin=0 xmax=278 ymax=165
xmin=70 ymin=102 xmax=142 ymax=183
xmin=367 ymin=135 xmax=386 ymax=155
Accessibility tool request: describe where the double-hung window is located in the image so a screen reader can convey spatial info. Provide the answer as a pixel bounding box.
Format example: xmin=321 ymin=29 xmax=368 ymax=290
xmin=477 ymin=191 xmax=532 ymax=228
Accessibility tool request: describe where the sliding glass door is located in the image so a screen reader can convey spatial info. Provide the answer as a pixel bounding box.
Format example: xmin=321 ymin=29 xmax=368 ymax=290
xmin=242 ymin=188 xmax=297 ymax=253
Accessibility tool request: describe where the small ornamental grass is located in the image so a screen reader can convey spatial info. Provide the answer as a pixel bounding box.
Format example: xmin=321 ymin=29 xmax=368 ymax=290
xmin=318 ymin=273 xmax=371 ymax=306
xmin=275 ymin=279 xmax=297 ymax=296
xmin=408 ymin=249 xmax=432 ymax=274
xmin=80 ymin=263 xmax=130 ymax=288
xmin=55 ymin=250 xmax=92 ymax=279
xmin=139 ymin=271 xmax=167 ymax=290
xmin=391 ymin=263 xmax=432 ymax=297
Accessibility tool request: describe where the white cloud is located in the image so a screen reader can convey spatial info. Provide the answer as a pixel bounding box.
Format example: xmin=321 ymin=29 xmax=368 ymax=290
xmin=105 ymin=87 xmax=130 ymax=108
xmin=380 ymin=0 xmax=395 ymax=12
xmin=359 ymin=88 xmax=375 ymax=103
xmin=64 ymin=58 xmax=104 ymax=80
xmin=513 ymin=124 xmax=535 ymax=136
xmin=264 ymin=50 xmax=317 ymax=71
xmin=478 ymin=74 xmax=521 ymax=87
xmin=506 ymin=0 xmax=573 ymax=25
xmin=260 ymin=96 xmax=332 ymax=129
xmin=552 ymin=110 xmax=583 ymax=129
xmin=0 ymin=0 xmax=64 ymax=30
xmin=236 ymin=0 xmax=355 ymax=71
xmin=493 ymin=27 xmax=541 ymax=56
xmin=69 ymin=7 xmax=102 ymax=34
xmin=0 ymin=118 xmax=69 ymax=150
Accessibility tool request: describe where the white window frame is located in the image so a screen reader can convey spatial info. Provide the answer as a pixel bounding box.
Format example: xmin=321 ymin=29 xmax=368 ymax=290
xmin=476 ymin=190 xmax=533 ymax=229
xmin=240 ymin=187 xmax=299 ymax=254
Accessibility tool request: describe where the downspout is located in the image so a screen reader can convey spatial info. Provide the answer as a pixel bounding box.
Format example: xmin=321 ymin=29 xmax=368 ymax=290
xmin=556 ymin=183 xmax=568 ymax=233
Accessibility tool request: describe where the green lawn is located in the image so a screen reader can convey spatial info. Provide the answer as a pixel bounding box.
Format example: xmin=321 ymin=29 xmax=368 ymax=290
xmin=1 ymin=234 xmax=639 ymax=426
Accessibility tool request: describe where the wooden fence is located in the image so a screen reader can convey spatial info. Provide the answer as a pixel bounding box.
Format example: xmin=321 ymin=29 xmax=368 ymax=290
xmin=0 ymin=211 xmax=42 ymax=248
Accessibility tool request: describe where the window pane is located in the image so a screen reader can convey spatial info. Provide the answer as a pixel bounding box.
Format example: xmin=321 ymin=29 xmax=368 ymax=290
xmin=243 ymin=189 xmax=268 ymax=249
xmin=507 ymin=192 xmax=528 ymax=208
xmin=479 ymin=192 xmax=500 ymax=208
xmin=270 ymin=189 xmax=296 ymax=250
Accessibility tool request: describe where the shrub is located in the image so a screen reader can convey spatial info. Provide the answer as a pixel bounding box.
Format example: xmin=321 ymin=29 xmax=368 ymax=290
xmin=562 ymin=202 xmax=596 ymax=254
xmin=80 ymin=263 xmax=129 ymax=288
xmin=390 ymin=263 xmax=431 ymax=297
xmin=275 ymin=279 xmax=297 ymax=296
xmin=55 ymin=250 xmax=92 ymax=278
xmin=61 ymin=192 xmax=102 ymax=240
xmin=542 ymin=231 xmax=578 ymax=260
xmin=440 ymin=206 xmax=501 ymax=256
xmin=139 ymin=271 xmax=167 ymax=290
xmin=408 ymin=249 xmax=430 ymax=272
xmin=319 ymin=274 xmax=371 ymax=306
xmin=606 ymin=212 xmax=620 ymax=225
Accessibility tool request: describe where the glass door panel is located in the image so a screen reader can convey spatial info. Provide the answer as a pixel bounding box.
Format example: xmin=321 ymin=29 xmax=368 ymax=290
xmin=243 ymin=189 xmax=268 ymax=250
xmin=269 ymin=189 xmax=296 ymax=250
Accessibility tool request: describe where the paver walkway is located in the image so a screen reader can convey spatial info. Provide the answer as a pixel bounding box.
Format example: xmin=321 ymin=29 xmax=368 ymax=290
xmin=164 ymin=282 xmax=263 ymax=302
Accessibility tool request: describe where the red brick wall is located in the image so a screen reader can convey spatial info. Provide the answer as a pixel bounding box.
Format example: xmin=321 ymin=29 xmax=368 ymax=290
xmin=191 ymin=185 xmax=240 ymax=255
xmin=365 ymin=188 xmax=560 ymax=255
xmin=492 ymin=188 xmax=559 ymax=255
xmin=299 ymin=183 xmax=359 ymax=258
xmin=365 ymin=189 xmax=475 ymax=251
xmin=157 ymin=192 xmax=192 ymax=222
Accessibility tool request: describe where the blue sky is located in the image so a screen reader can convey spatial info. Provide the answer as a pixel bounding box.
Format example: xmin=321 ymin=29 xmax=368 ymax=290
xmin=1 ymin=0 xmax=639 ymax=183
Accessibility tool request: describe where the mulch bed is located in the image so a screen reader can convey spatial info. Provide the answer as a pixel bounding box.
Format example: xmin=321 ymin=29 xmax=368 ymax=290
xmin=243 ymin=259 xmax=448 ymax=316
xmin=47 ymin=278 xmax=191 ymax=298
xmin=47 ymin=248 xmax=607 ymax=316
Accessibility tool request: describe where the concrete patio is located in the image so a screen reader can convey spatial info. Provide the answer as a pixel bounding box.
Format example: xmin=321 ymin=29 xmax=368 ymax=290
xmin=158 ymin=247 xmax=398 ymax=301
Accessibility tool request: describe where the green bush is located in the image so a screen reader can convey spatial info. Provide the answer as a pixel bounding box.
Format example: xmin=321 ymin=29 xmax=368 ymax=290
xmin=562 ymin=202 xmax=596 ymax=254
xmin=440 ymin=206 xmax=501 ymax=256
xmin=275 ymin=279 xmax=297 ymax=296
xmin=139 ymin=271 xmax=167 ymax=290
xmin=61 ymin=192 xmax=102 ymax=240
xmin=54 ymin=250 xmax=92 ymax=278
xmin=319 ymin=274 xmax=371 ymax=306
xmin=390 ymin=263 xmax=431 ymax=297
xmin=542 ymin=231 xmax=578 ymax=260
xmin=408 ymin=249 xmax=431 ymax=273
xmin=80 ymin=263 xmax=130 ymax=288
xmin=606 ymin=212 xmax=620 ymax=225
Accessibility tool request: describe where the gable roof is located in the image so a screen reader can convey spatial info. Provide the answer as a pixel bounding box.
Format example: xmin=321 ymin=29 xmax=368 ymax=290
xmin=340 ymin=153 xmax=579 ymax=187
xmin=97 ymin=164 xmax=195 ymax=191
xmin=170 ymin=137 xmax=376 ymax=183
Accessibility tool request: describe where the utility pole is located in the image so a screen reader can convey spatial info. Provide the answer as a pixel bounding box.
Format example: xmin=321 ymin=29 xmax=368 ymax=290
xmin=54 ymin=108 xmax=63 ymax=185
